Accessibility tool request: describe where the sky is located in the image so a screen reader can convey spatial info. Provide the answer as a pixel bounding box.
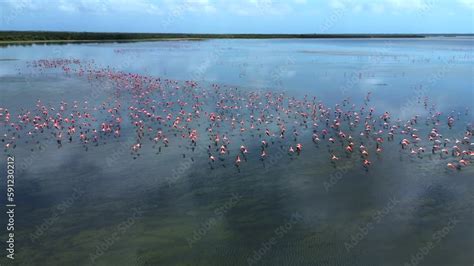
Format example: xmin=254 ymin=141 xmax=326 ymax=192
xmin=0 ymin=0 xmax=473 ymax=33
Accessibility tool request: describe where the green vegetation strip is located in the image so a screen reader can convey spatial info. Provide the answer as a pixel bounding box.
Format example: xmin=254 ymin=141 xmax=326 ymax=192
xmin=1 ymin=31 xmax=472 ymax=45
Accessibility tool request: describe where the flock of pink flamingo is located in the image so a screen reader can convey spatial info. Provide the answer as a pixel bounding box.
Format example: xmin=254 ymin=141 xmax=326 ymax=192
xmin=1 ymin=58 xmax=473 ymax=172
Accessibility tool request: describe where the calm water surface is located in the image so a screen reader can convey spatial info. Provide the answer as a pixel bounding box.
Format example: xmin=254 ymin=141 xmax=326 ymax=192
xmin=0 ymin=39 xmax=473 ymax=266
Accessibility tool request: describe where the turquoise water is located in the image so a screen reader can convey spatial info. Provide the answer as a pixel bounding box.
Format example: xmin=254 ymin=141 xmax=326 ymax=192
xmin=0 ymin=38 xmax=473 ymax=266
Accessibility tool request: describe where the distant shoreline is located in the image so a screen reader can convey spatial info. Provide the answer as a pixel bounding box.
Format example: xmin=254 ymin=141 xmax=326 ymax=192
xmin=0 ymin=38 xmax=206 ymax=45
xmin=0 ymin=31 xmax=472 ymax=46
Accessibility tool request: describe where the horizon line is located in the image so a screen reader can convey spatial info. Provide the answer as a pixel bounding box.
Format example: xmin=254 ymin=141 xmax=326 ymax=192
xmin=1 ymin=30 xmax=473 ymax=35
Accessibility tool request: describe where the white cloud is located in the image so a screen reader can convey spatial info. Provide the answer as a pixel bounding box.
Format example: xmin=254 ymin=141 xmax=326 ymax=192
xmin=327 ymin=0 xmax=439 ymax=14
xmin=0 ymin=0 xmax=39 ymax=11
xmin=40 ymin=0 xmax=162 ymax=14
xmin=175 ymin=0 xmax=216 ymax=13
xmin=329 ymin=0 xmax=347 ymax=9
xmin=58 ymin=1 xmax=77 ymax=12
xmin=1 ymin=0 xmax=468 ymax=18
xmin=228 ymin=0 xmax=293 ymax=16
xmin=353 ymin=4 xmax=362 ymax=13
xmin=458 ymin=0 xmax=474 ymax=9
xmin=371 ymin=3 xmax=385 ymax=14
xmin=386 ymin=0 xmax=433 ymax=11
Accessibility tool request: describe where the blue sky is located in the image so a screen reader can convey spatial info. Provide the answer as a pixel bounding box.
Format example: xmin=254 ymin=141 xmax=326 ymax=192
xmin=1 ymin=0 xmax=473 ymax=33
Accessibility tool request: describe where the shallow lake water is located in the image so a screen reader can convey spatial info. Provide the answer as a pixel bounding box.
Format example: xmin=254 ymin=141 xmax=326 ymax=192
xmin=0 ymin=38 xmax=473 ymax=266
